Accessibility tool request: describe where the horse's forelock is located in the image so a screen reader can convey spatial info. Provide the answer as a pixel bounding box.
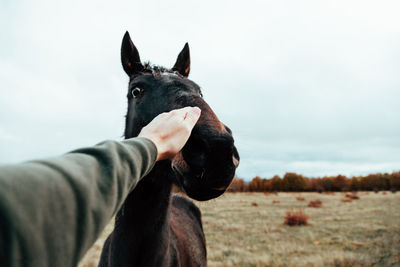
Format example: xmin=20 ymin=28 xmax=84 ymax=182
xmin=142 ymin=62 xmax=179 ymax=76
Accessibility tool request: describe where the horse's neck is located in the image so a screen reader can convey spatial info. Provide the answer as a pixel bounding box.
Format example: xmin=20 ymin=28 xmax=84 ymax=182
xmin=113 ymin=161 xmax=173 ymax=264
xmin=116 ymin=160 xmax=173 ymax=231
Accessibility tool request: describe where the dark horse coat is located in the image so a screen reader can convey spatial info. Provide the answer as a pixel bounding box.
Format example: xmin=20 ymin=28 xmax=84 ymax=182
xmin=98 ymin=31 xmax=239 ymax=267
xmin=98 ymin=162 xmax=207 ymax=267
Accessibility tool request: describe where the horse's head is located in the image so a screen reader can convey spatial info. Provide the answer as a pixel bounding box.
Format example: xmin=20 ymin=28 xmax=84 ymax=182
xmin=121 ymin=32 xmax=239 ymax=201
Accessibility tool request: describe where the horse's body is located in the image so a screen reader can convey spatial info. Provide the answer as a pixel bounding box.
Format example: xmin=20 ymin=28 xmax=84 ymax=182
xmin=98 ymin=32 xmax=239 ymax=267
xmin=99 ymin=162 xmax=206 ymax=267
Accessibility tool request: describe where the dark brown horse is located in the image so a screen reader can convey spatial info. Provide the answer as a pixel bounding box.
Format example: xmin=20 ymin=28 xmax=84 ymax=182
xmin=98 ymin=32 xmax=239 ymax=267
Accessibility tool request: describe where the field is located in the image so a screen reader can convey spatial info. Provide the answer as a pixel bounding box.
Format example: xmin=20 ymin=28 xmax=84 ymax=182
xmin=79 ymin=192 xmax=400 ymax=267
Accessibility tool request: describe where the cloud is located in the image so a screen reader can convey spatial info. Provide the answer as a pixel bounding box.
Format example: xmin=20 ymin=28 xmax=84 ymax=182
xmin=1 ymin=0 xmax=399 ymax=180
xmin=235 ymin=135 xmax=400 ymax=179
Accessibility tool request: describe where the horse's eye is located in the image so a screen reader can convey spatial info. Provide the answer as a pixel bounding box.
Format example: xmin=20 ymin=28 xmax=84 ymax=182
xmin=131 ymin=87 xmax=142 ymax=98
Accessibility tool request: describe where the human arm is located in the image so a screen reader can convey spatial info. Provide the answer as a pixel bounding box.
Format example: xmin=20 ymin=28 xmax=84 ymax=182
xmin=0 ymin=106 xmax=201 ymax=267
xmin=0 ymin=138 xmax=157 ymax=267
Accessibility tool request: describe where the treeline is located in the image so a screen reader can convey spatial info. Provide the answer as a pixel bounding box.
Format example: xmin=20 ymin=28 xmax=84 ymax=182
xmin=228 ymin=171 xmax=400 ymax=192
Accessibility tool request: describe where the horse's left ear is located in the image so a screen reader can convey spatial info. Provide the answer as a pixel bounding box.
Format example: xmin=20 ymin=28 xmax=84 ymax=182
xmin=172 ymin=43 xmax=190 ymax=77
xmin=121 ymin=31 xmax=144 ymax=76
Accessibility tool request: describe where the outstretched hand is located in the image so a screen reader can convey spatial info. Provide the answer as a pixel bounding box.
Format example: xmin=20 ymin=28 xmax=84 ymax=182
xmin=138 ymin=107 xmax=201 ymax=161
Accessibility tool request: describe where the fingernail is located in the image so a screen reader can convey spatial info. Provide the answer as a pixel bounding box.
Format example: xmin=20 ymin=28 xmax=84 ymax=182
xmin=192 ymin=106 xmax=201 ymax=116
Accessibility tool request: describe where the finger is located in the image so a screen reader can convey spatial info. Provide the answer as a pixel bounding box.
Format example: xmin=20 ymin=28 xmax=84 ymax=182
xmin=168 ymin=107 xmax=195 ymax=121
xmin=183 ymin=107 xmax=201 ymax=128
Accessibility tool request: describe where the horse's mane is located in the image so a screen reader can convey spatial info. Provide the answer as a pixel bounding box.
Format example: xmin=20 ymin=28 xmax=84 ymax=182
xmin=142 ymin=61 xmax=170 ymax=73
xmin=142 ymin=61 xmax=184 ymax=78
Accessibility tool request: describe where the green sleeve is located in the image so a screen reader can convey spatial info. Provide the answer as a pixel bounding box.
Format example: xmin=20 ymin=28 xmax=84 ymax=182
xmin=0 ymin=137 xmax=157 ymax=267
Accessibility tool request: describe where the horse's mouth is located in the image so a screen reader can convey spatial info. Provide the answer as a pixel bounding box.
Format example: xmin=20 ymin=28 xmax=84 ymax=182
xmin=171 ymin=165 xmax=228 ymax=201
xmin=187 ymin=188 xmax=226 ymax=201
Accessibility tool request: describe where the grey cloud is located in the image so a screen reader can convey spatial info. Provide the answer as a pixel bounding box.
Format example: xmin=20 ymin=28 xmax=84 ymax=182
xmin=1 ymin=0 xmax=399 ymax=180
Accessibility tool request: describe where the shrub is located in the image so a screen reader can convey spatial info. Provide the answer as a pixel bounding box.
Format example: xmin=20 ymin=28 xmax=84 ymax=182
xmin=308 ymin=199 xmax=322 ymax=208
xmin=345 ymin=193 xmax=360 ymax=200
xmin=251 ymin=202 xmax=258 ymax=207
xmin=391 ymin=188 xmax=397 ymax=194
xmin=296 ymin=196 xmax=306 ymax=201
xmin=341 ymin=198 xmax=352 ymax=202
xmin=272 ymin=200 xmax=280 ymax=204
xmin=284 ymin=209 xmax=309 ymax=226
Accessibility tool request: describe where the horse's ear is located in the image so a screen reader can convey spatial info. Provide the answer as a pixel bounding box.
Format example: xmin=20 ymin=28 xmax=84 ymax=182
xmin=172 ymin=43 xmax=190 ymax=77
xmin=121 ymin=31 xmax=144 ymax=76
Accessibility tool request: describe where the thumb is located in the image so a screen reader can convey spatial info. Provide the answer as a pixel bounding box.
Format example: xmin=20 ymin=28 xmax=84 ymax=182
xmin=184 ymin=107 xmax=201 ymax=129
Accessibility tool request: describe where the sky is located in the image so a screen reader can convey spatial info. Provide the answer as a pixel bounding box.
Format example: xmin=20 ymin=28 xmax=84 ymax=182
xmin=1 ymin=0 xmax=399 ymax=180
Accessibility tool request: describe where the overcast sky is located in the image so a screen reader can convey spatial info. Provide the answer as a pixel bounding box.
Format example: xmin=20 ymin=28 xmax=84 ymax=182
xmin=1 ymin=0 xmax=399 ymax=180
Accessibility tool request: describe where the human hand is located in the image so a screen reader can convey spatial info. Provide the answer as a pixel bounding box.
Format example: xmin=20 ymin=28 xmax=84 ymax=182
xmin=138 ymin=107 xmax=201 ymax=161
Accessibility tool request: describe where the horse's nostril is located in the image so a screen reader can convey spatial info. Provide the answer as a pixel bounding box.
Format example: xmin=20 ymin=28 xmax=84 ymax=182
xmin=224 ymin=125 xmax=232 ymax=135
xmin=233 ymin=146 xmax=240 ymax=162
xmin=195 ymin=169 xmax=205 ymax=180
xmin=233 ymin=156 xmax=239 ymax=168
xmin=182 ymin=136 xmax=208 ymax=168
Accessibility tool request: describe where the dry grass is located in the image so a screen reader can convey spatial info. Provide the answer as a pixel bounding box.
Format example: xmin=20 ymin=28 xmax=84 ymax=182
xmin=79 ymin=192 xmax=400 ymax=267
xmin=272 ymin=200 xmax=280 ymax=204
xmin=296 ymin=196 xmax=306 ymax=201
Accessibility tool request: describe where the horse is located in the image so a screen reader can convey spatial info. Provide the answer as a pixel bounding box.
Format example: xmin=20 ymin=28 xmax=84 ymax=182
xmin=98 ymin=31 xmax=240 ymax=267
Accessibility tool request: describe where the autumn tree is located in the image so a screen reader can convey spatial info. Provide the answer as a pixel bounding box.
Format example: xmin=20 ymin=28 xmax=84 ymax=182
xmin=282 ymin=173 xmax=306 ymax=192
xmin=228 ymin=178 xmax=245 ymax=192
xmin=391 ymin=171 xmax=400 ymax=190
xmin=226 ymin=171 xmax=400 ymax=192
xmin=321 ymin=177 xmax=333 ymax=191
xmin=270 ymin=175 xmax=282 ymax=192
xmin=249 ymin=176 xmax=264 ymax=192
xmin=332 ymin=175 xmax=350 ymax=191
xmin=350 ymin=177 xmax=360 ymax=191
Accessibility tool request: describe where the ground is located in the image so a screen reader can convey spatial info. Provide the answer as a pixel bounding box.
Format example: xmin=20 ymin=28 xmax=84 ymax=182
xmin=79 ymin=192 xmax=400 ymax=267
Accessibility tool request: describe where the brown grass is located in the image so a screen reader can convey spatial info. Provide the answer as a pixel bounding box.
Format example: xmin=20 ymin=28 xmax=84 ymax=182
xmin=284 ymin=209 xmax=309 ymax=226
xmin=296 ymin=196 xmax=306 ymax=201
xmin=251 ymin=202 xmax=258 ymax=207
xmin=308 ymin=199 xmax=322 ymax=208
xmin=341 ymin=198 xmax=352 ymax=202
xmin=272 ymin=200 xmax=280 ymax=204
xmin=80 ymin=192 xmax=400 ymax=267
